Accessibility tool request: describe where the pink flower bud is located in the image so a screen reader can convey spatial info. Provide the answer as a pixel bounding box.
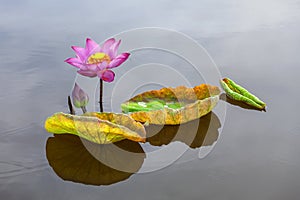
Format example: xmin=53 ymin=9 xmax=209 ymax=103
xmin=72 ymin=83 xmax=89 ymax=108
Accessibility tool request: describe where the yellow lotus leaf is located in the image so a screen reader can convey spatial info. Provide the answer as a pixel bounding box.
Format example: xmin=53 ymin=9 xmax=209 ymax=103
xmin=121 ymin=84 xmax=221 ymax=125
xmin=44 ymin=112 xmax=146 ymax=144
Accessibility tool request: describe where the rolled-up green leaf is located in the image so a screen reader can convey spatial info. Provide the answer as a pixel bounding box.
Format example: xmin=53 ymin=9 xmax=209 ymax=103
xmin=220 ymin=78 xmax=266 ymax=110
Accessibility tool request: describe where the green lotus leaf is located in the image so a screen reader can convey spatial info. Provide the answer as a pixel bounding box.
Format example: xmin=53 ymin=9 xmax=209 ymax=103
xmin=220 ymin=78 xmax=266 ymax=110
xmin=121 ymin=84 xmax=221 ymax=125
xmin=44 ymin=112 xmax=146 ymax=144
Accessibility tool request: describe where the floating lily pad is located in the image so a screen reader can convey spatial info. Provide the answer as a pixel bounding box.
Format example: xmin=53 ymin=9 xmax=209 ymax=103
xmin=44 ymin=112 xmax=146 ymax=144
xmin=121 ymin=84 xmax=221 ymax=125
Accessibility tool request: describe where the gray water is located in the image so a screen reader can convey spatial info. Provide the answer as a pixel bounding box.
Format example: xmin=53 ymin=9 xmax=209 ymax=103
xmin=1 ymin=0 xmax=300 ymax=199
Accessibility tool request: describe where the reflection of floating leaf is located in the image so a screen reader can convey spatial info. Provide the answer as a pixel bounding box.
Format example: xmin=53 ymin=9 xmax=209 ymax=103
xmin=122 ymin=84 xmax=221 ymax=125
xmin=146 ymin=112 xmax=220 ymax=148
xmin=220 ymin=78 xmax=266 ymax=110
xmin=220 ymin=93 xmax=263 ymax=111
xmin=46 ymin=134 xmax=145 ymax=186
xmin=44 ymin=112 xmax=146 ymax=144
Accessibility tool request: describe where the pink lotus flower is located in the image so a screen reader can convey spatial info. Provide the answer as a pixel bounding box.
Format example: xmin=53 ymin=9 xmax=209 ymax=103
xmin=65 ymin=38 xmax=130 ymax=82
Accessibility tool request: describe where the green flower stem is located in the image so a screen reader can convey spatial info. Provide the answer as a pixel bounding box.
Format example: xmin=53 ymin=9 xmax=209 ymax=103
xmin=81 ymin=106 xmax=87 ymax=113
xmin=68 ymin=96 xmax=75 ymax=115
xmin=99 ymin=79 xmax=103 ymax=112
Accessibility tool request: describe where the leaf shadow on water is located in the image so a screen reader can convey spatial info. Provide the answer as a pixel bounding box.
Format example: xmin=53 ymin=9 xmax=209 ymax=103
xmin=220 ymin=93 xmax=266 ymax=112
xmin=46 ymin=112 xmax=220 ymax=185
xmin=145 ymin=112 xmax=221 ymax=148
xmin=46 ymin=135 xmax=145 ymax=186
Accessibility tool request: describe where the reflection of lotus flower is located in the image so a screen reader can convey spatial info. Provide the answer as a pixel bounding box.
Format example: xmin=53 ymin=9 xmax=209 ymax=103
xmin=72 ymin=83 xmax=89 ymax=109
xmin=65 ymin=38 xmax=130 ymax=82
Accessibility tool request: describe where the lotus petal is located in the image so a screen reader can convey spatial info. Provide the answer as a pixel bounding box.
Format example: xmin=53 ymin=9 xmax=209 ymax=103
xmin=44 ymin=112 xmax=146 ymax=144
xmin=121 ymin=84 xmax=221 ymax=125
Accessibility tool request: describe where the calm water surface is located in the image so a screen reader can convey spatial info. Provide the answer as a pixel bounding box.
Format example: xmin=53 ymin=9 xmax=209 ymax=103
xmin=1 ymin=0 xmax=300 ymax=199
